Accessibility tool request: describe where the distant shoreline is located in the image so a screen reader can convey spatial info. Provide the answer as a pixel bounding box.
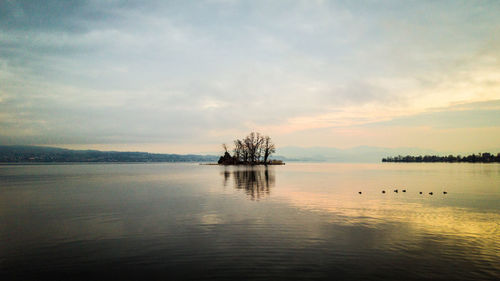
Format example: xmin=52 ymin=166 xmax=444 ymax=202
xmin=0 ymin=145 xmax=219 ymax=163
xmin=0 ymin=161 xmax=214 ymax=165
xmin=382 ymin=153 xmax=500 ymax=163
xmin=200 ymin=162 xmax=286 ymax=166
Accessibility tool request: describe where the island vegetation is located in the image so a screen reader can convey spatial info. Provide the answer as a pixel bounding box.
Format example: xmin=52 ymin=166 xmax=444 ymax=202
xmin=218 ymin=132 xmax=283 ymax=165
xmin=382 ymin=153 xmax=500 ymax=163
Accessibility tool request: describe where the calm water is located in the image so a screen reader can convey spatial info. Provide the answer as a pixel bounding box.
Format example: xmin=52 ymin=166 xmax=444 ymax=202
xmin=0 ymin=163 xmax=499 ymax=280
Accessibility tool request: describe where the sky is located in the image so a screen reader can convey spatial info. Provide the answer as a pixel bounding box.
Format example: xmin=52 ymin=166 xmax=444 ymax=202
xmin=1 ymin=0 xmax=499 ymax=154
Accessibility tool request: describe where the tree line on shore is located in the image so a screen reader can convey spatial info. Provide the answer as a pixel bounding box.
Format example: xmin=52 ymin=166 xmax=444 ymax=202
xmin=382 ymin=152 xmax=500 ymax=163
xmin=218 ymin=132 xmax=282 ymax=165
xmin=0 ymin=146 xmax=219 ymax=163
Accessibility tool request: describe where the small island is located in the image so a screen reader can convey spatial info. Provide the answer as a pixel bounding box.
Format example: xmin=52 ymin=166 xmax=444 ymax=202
xmin=217 ymin=132 xmax=284 ymax=165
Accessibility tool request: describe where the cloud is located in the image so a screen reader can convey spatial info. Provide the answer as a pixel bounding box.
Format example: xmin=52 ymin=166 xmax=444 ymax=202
xmin=364 ymin=100 xmax=500 ymax=129
xmin=1 ymin=0 xmax=499 ymax=151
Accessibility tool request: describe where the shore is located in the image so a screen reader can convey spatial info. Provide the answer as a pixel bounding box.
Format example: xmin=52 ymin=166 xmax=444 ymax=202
xmin=200 ymin=162 xmax=285 ymax=166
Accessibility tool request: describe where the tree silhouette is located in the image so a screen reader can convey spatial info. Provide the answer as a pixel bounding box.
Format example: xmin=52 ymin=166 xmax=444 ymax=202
xmin=262 ymin=136 xmax=276 ymax=163
xmin=382 ymin=152 xmax=500 ymax=163
xmin=218 ymin=132 xmax=280 ymax=165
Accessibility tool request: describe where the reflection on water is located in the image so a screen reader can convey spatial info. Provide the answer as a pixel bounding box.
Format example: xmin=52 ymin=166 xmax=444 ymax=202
xmin=0 ymin=163 xmax=499 ymax=280
xmin=222 ymin=166 xmax=275 ymax=200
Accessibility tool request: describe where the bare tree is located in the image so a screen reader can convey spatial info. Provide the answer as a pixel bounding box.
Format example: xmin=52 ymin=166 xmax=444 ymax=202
xmin=263 ymin=136 xmax=276 ymax=163
xmin=244 ymin=132 xmax=264 ymax=163
xmin=220 ymin=132 xmax=277 ymax=165
xmin=233 ymin=139 xmax=244 ymax=162
xmin=244 ymin=134 xmax=254 ymax=163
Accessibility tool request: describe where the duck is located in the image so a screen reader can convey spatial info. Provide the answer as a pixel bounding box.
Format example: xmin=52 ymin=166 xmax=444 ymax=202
xmin=358 ymin=191 xmax=362 ymax=194
xmin=402 ymin=189 xmax=406 ymax=193
xmin=419 ymin=191 xmax=423 ymax=194
xmin=443 ymin=191 xmax=448 ymax=194
xmin=429 ymin=192 xmax=433 ymax=195
xmin=394 ymin=189 xmax=398 ymax=193
xmin=382 ymin=190 xmax=386 ymax=194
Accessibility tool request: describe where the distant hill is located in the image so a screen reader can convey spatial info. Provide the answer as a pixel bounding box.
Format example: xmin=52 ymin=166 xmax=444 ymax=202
xmin=0 ymin=146 xmax=219 ymax=163
xmin=275 ymin=146 xmax=440 ymax=163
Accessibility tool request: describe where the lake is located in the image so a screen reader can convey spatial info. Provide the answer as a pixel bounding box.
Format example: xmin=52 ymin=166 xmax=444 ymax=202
xmin=0 ymin=163 xmax=499 ymax=280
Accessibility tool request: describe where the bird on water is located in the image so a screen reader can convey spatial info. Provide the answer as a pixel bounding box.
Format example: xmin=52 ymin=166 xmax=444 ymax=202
xmin=358 ymin=191 xmax=362 ymax=194
xmin=443 ymin=191 xmax=447 ymax=194
xmin=382 ymin=190 xmax=386 ymax=194
xmin=402 ymin=189 xmax=406 ymax=193
xmin=394 ymin=189 xmax=398 ymax=193
xmin=429 ymin=192 xmax=433 ymax=195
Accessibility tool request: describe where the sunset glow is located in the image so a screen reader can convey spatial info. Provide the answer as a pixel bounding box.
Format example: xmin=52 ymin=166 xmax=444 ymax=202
xmin=1 ymin=1 xmax=499 ymax=155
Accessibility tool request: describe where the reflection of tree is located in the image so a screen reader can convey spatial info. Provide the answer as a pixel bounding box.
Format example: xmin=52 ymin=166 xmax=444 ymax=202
xmin=222 ymin=167 xmax=275 ymax=200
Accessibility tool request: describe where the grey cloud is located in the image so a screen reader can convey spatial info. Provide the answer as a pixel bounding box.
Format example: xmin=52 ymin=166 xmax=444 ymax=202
xmin=1 ymin=0 xmax=500 ymax=146
xmin=0 ymin=0 xmax=108 ymax=32
xmin=362 ymin=100 xmax=500 ymax=129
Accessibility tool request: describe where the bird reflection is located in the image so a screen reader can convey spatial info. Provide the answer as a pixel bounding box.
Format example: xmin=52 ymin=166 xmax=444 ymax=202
xmin=222 ymin=167 xmax=275 ymax=200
